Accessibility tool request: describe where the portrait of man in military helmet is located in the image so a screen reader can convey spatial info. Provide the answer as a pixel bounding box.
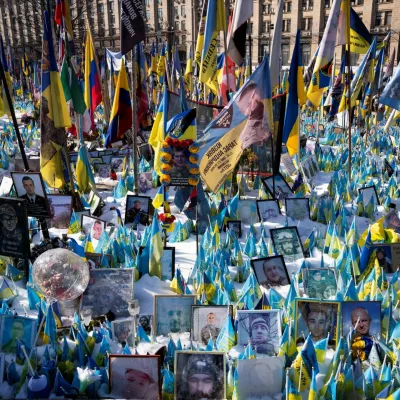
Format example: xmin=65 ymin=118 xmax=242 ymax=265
xmin=0 ymin=197 xmax=29 ymax=259
xmin=175 ymin=351 xmax=226 ymax=400
xmin=270 ymin=227 xmax=305 ymax=263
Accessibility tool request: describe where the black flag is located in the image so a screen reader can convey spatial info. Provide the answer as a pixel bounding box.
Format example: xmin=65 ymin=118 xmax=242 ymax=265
xmin=120 ymin=0 xmax=145 ymax=55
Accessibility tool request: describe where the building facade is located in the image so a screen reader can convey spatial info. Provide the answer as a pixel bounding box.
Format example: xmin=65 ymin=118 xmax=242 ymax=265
xmin=0 ymin=0 xmax=398 ymax=67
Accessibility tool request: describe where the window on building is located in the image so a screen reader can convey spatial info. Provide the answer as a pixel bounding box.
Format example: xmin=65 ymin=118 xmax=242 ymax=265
xmin=375 ymin=11 xmax=391 ymax=26
xmin=261 ymin=43 xmax=269 ymax=56
xmin=302 ymin=0 xmax=307 ymax=9
xmin=181 ymin=21 xmax=185 ymax=31
xmin=250 ymin=22 xmax=253 ymax=34
xmin=283 ymin=19 xmax=291 ymax=32
xmin=301 ymin=43 xmax=311 ymax=64
xmin=385 ymin=11 xmax=392 ymax=25
xmin=175 ymin=21 xmax=179 ymax=30
xmin=109 ymin=13 xmax=115 ymax=23
xmin=301 ymin=17 xmax=312 ymax=30
xmin=324 ymin=0 xmax=330 ymax=8
xmin=158 ymin=8 xmax=163 ymax=19
xmin=98 ymin=4 xmax=104 ymax=13
xmin=262 ymin=21 xmax=267 ymax=33
xmin=146 ymin=10 xmax=150 ymax=20
xmin=182 ymin=35 xmax=186 ymax=43
xmin=175 ymin=6 xmax=179 ymax=17
xmin=282 ymin=44 xmax=290 ymax=65
xmin=109 ymin=1 xmax=114 ymax=11
xmin=263 ymin=4 xmax=269 ymax=14
xmin=284 ymin=1 xmax=292 ymax=12
xmin=181 ymin=5 xmax=185 ymax=16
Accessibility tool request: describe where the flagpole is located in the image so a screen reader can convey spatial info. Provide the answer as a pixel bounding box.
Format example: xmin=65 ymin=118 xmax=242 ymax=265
xmin=131 ymin=51 xmax=139 ymax=195
xmin=0 ymin=60 xmax=29 ymax=171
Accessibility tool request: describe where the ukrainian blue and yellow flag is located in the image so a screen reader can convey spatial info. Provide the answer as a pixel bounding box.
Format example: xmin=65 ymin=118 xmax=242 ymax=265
xmin=282 ymin=30 xmax=306 ymax=157
xmin=185 ymin=45 xmax=194 ymax=94
xmin=68 ymin=210 xmax=81 ymax=234
xmin=307 ymin=0 xmax=342 ymax=106
xmin=0 ymin=35 xmax=12 ymax=117
xmin=156 ymin=42 xmax=166 ymax=78
xmin=0 ymin=278 xmax=14 ymax=300
xmin=105 ymin=62 xmax=132 ymax=146
xmin=195 ymin=0 xmax=209 ymax=69
xmin=148 ymin=42 xmax=157 ymax=76
xmin=149 ymin=214 xmax=163 ymax=279
xmin=40 ymin=11 xmax=72 ymax=189
xmin=149 ymin=84 xmax=169 ymax=176
xmin=199 ymin=0 xmax=226 ymax=92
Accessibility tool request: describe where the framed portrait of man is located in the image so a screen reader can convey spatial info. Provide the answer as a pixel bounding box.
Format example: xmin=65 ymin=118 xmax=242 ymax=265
xmin=11 ymin=172 xmax=50 ymax=218
xmin=302 ymin=268 xmax=337 ymax=300
xmin=261 ymin=174 xmax=294 ymax=200
xmin=236 ymin=310 xmax=281 ymax=355
xmin=371 ymin=244 xmax=394 ymax=273
xmin=161 ymin=247 xmax=175 ymax=281
xmin=153 ymin=295 xmax=196 ymax=336
xmin=358 ymin=185 xmax=380 ymax=206
xmin=137 ymin=315 xmax=153 ymax=336
xmin=227 ymin=221 xmax=241 ymax=238
xmin=139 ymin=172 xmax=153 ymax=194
xmin=175 ymin=351 xmax=226 ymax=400
xmin=191 ymin=305 xmax=232 ymax=345
xmin=285 ymin=198 xmax=310 ymax=221
xmin=295 ymin=299 xmax=340 ymax=348
xmin=111 ymin=318 xmax=135 ymax=347
xmin=270 ymin=227 xmax=305 ymax=263
xmin=109 ymin=355 xmax=161 ymax=400
xmin=81 ymin=269 xmax=134 ymax=318
xmin=110 ymin=156 xmax=125 ymax=173
xmin=237 ymin=358 xmax=284 ymax=399
xmin=93 ymin=163 xmax=110 ymax=179
xmin=169 ymin=146 xmax=191 ymax=187
xmin=81 ymin=215 xmax=106 ymax=253
xmin=0 ymin=197 xmax=29 ymax=259
xmin=251 ymin=255 xmax=290 ymax=288
xmin=238 ymin=199 xmax=258 ymax=225
xmin=256 ymin=199 xmax=280 ymax=222
xmin=125 ymin=195 xmax=152 ymax=226
xmin=0 ymin=315 xmax=37 ymax=354
xmin=341 ymin=301 xmax=381 ymax=340
xmin=47 ymin=195 xmax=72 ymax=229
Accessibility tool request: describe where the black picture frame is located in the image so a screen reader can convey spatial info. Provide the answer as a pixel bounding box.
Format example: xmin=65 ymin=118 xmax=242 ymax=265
xmin=161 ymin=246 xmax=175 ymax=281
xmin=0 ymin=197 xmax=30 ymax=259
xmin=256 ymin=199 xmax=281 ymax=222
xmin=261 ymin=173 xmax=294 ymax=200
xmin=85 ymin=253 xmax=112 ymax=269
xmin=358 ymin=185 xmax=380 ymax=206
xmin=270 ymin=226 xmax=305 ymax=263
xmin=125 ymin=195 xmax=153 ymax=226
xmin=227 ymin=220 xmax=241 ymax=238
xmin=251 ymin=255 xmax=291 ymax=288
xmin=285 ymin=198 xmax=310 ymax=221
xmin=10 ymin=172 xmax=51 ymax=218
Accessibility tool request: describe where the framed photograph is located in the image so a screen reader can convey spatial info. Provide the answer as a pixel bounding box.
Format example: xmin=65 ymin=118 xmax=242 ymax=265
xmin=236 ymin=310 xmax=281 ymax=355
xmin=109 ymin=354 xmax=161 ymax=399
xmin=137 ymin=314 xmax=153 ymax=336
xmin=85 ymin=253 xmax=112 ymax=269
xmin=261 ymin=173 xmax=294 ymax=200
xmin=270 ymin=227 xmax=305 ymax=263
xmin=237 ymin=358 xmax=284 ymax=398
xmin=88 ymin=191 xmax=102 ymax=215
xmin=161 ymin=247 xmax=175 ymax=281
xmin=238 ymin=199 xmax=258 ymax=225
xmin=154 ymin=295 xmax=196 ymax=336
xmin=81 ymin=269 xmax=134 ymax=318
xmin=10 ymin=172 xmax=50 ymax=218
xmin=191 ymin=305 xmax=232 ymax=345
xmin=101 ymin=155 xmax=112 ymax=164
xmin=110 ymin=156 xmax=126 ymax=173
xmin=359 ymin=185 xmax=380 ymax=206
xmin=0 ymin=177 xmax=13 ymax=197
xmin=175 ymin=351 xmax=226 ymax=400
xmin=285 ymin=198 xmax=310 ymax=221
xmin=47 ymin=195 xmax=72 ymax=229
xmin=89 ymin=150 xmax=99 ymax=158
xmin=81 ymin=215 xmax=106 ymax=252
xmin=251 ymin=255 xmax=290 ymax=288
xmin=302 ymin=268 xmax=337 ymax=299
xmin=256 ymin=199 xmax=280 ymax=222
xmin=93 ymin=163 xmax=110 ymax=179
xmin=295 ymin=299 xmax=340 ymax=348
xmin=139 ymin=172 xmax=153 ymax=194
xmin=0 ymin=315 xmax=37 ymax=354
xmin=0 ymin=197 xmax=30 ymax=259
xmin=125 ymin=195 xmax=152 ymax=226
xmin=139 ymin=144 xmax=152 ymax=162
xmin=74 ymin=209 xmax=90 ymax=223
xmin=111 ymin=318 xmax=135 ymax=347
xmin=341 ymin=301 xmax=381 ymax=339
xmin=227 ymin=220 xmax=241 ymax=238
xmin=372 ymin=244 xmax=400 ymax=274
